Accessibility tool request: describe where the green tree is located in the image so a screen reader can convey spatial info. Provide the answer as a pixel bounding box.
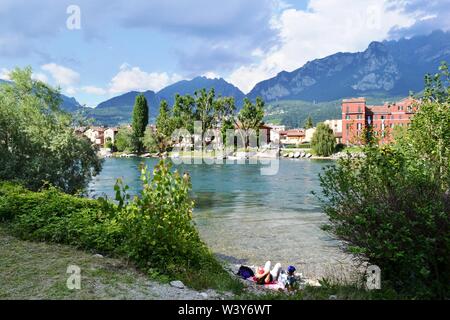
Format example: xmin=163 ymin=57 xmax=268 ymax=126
xmin=172 ymin=94 xmax=195 ymax=133
xmin=131 ymin=94 xmax=149 ymax=153
xmin=194 ymin=88 xmax=216 ymax=134
xmin=304 ymin=115 xmax=314 ymax=129
xmin=311 ymin=123 xmax=336 ymax=156
xmin=0 ymin=67 xmax=102 ymax=193
xmin=155 ymin=100 xmax=174 ymax=151
xmin=400 ymin=63 xmax=450 ymax=190
xmin=115 ymin=126 xmax=133 ymax=152
xmin=236 ymin=97 xmax=265 ymax=149
xmin=142 ymin=127 xmax=159 ymax=153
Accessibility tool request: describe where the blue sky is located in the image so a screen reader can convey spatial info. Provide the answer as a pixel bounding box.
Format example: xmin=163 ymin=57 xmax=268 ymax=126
xmin=0 ymin=0 xmax=448 ymax=107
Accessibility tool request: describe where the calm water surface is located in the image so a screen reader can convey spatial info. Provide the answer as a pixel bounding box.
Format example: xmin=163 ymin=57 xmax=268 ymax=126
xmin=89 ymin=158 xmax=355 ymax=278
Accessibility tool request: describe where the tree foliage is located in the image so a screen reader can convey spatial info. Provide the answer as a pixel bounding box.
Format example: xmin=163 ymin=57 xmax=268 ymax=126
xmin=237 ymin=97 xmax=265 ymax=149
xmin=115 ymin=126 xmax=133 ymax=152
xmin=131 ymin=94 xmax=149 ymax=153
xmin=0 ymin=67 xmax=102 ymax=193
xmin=311 ymin=123 xmax=336 ymax=156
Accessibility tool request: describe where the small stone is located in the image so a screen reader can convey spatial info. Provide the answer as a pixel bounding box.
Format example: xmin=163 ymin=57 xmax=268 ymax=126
xmin=199 ymin=292 xmax=208 ymax=299
xmin=93 ymin=254 xmax=104 ymax=258
xmin=170 ymin=280 xmax=185 ymax=289
xmin=329 ymin=295 xmax=337 ymax=300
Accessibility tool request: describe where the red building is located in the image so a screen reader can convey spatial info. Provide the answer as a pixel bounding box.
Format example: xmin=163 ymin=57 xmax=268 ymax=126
xmin=342 ymin=97 xmax=417 ymax=145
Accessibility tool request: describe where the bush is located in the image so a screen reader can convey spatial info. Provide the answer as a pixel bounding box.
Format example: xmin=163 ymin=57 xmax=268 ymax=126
xmin=117 ymin=161 xmax=210 ymax=271
xmin=319 ymin=146 xmax=449 ymax=298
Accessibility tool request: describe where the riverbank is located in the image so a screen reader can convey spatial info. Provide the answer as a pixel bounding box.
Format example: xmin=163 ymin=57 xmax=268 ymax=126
xmin=0 ymin=225 xmax=232 ymax=300
xmin=0 ymin=226 xmax=399 ymax=300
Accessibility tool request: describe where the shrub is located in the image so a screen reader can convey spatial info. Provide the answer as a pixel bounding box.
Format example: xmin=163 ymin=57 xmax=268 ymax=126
xmin=117 ymin=161 xmax=210 ymax=272
xmin=319 ymin=146 xmax=449 ymax=298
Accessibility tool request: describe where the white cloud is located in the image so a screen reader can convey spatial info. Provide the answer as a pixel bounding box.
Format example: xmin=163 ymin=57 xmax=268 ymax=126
xmin=202 ymin=71 xmax=220 ymax=79
xmin=65 ymin=86 xmax=78 ymax=95
xmin=227 ymin=0 xmax=416 ymax=93
xmin=81 ymin=86 xmax=107 ymax=95
xmin=109 ymin=64 xmax=182 ymax=94
xmin=31 ymin=72 xmax=48 ymax=83
xmin=41 ymin=63 xmax=80 ymax=87
xmin=0 ymin=68 xmax=11 ymax=80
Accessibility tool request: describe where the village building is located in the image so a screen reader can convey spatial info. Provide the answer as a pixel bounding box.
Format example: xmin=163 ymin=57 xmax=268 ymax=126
xmin=342 ymin=97 xmax=417 ymax=145
xmin=104 ymin=127 xmax=119 ymax=145
xmin=84 ymin=127 xmax=106 ymax=146
xmin=280 ymin=129 xmax=306 ymax=145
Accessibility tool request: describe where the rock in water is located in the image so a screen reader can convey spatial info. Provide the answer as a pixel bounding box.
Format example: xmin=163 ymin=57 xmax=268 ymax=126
xmin=170 ymin=280 xmax=185 ymax=289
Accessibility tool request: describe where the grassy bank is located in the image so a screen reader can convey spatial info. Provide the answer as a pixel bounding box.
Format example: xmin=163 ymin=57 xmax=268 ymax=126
xmin=0 ymin=225 xmax=237 ymax=299
xmin=1 ymin=224 xmax=404 ymax=300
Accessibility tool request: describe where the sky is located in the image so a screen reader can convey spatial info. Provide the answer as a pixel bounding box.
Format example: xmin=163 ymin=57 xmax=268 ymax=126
xmin=0 ymin=0 xmax=448 ymax=107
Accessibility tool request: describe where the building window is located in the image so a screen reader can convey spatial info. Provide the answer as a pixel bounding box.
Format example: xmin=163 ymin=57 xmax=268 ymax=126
xmin=346 ymin=115 xmax=351 ymax=120
xmin=357 ymin=114 xmax=362 ymax=120
xmin=346 ymin=106 xmax=349 ymax=113
xmin=358 ymin=106 xmax=361 ymax=113
xmin=357 ymin=123 xmax=362 ymax=130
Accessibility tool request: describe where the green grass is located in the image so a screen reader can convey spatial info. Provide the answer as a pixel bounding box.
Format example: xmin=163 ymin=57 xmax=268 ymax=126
xmin=0 ymin=225 xmax=160 ymax=299
xmin=0 ymin=224 xmax=407 ymax=300
xmin=0 ymin=224 xmax=242 ymax=299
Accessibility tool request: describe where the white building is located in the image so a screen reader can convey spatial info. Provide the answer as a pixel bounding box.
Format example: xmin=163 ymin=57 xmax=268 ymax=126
xmin=104 ymin=127 xmax=119 ymax=145
xmin=84 ymin=127 xmax=105 ymax=146
xmin=324 ymin=119 xmax=342 ymax=135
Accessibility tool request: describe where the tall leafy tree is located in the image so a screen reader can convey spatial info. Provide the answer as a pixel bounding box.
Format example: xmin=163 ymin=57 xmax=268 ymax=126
xmin=155 ymin=100 xmax=174 ymax=152
xmin=0 ymin=67 xmax=102 ymax=193
xmin=131 ymin=94 xmax=149 ymax=153
xmin=311 ymin=123 xmax=336 ymax=156
xmin=172 ymin=94 xmax=195 ymax=133
xmin=194 ymin=88 xmax=216 ymax=133
xmin=115 ymin=126 xmax=133 ymax=152
xmin=236 ymin=97 xmax=265 ymax=149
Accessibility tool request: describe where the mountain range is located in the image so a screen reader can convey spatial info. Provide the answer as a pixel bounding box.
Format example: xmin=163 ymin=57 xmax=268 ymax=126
xmin=3 ymin=30 xmax=449 ymax=127
xmin=248 ymin=30 xmax=450 ymax=102
xmin=86 ymin=76 xmax=246 ymax=125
